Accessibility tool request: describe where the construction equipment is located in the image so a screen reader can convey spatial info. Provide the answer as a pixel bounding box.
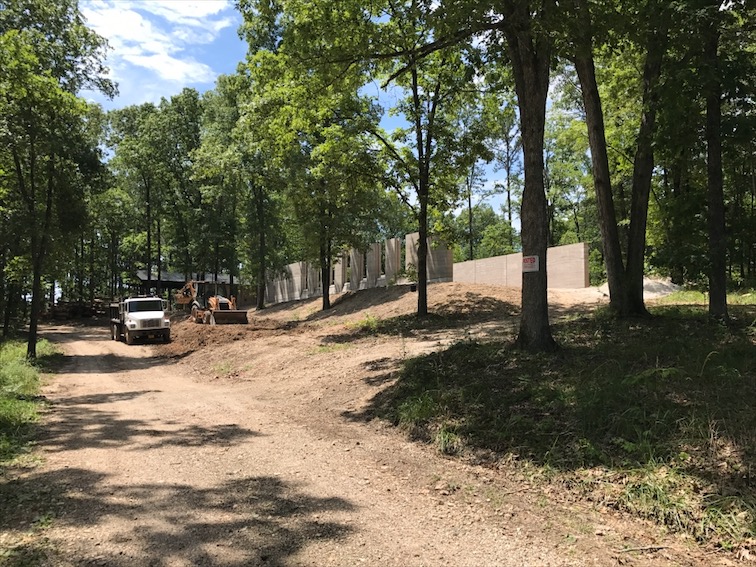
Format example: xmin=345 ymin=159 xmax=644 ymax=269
xmin=110 ymin=296 xmax=171 ymax=344
xmin=175 ymin=280 xmax=248 ymax=325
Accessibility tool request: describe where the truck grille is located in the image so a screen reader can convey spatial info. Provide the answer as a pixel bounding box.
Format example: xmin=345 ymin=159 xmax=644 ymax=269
xmin=141 ymin=319 xmax=161 ymax=328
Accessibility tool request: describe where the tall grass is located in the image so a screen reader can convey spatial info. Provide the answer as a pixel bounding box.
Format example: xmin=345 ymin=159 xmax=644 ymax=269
xmin=0 ymin=339 xmax=55 ymax=464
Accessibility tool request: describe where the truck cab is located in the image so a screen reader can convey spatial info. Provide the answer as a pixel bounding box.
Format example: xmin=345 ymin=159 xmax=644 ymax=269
xmin=110 ymin=297 xmax=171 ymax=344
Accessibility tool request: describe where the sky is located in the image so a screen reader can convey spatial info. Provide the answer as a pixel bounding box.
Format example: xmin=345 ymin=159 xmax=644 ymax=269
xmin=80 ymin=0 xmax=248 ymax=109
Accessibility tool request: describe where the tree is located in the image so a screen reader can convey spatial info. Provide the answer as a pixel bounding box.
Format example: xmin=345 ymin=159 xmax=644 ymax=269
xmin=486 ymin=90 xmax=523 ymax=250
xmin=0 ymin=0 xmax=114 ymax=357
xmin=563 ymin=0 xmax=672 ymax=316
xmin=108 ymin=104 xmax=166 ymax=295
xmin=493 ymin=0 xmax=558 ymax=350
xmin=237 ymin=0 xmax=560 ymax=348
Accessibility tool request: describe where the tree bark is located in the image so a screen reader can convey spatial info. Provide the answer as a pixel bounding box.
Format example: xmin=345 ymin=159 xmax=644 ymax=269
xmin=320 ymin=240 xmax=332 ymax=311
xmin=417 ymin=192 xmax=429 ymax=316
xmin=704 ymin=21 xmax=728 ymax=321
xmin=27 ymin=150 xmax=56 ymax=359
xmin=572 ymin=8 xmax=627 ymax=314
xmin=624 ymin=26 xmax=667 ymax=316
xmin=505 ymin=1 xmax=557 ymax=351
xmin=468 ymin=180 xmax=474 ymax=261
xmin=255 ymin=185 xmax=267 ymax=310
xmin=156 ymin=213 xmax=162 ymax=297
xmin=145 ymin=175 xmax=152 ymax=296
xmin=411 ymin=63 xmax=429 ymax=317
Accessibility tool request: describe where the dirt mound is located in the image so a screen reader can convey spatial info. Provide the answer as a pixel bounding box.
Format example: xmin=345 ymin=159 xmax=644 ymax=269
xmin=598 ymin=277 xmax=681 ymax=299
xmin=155 ymin=317 xmax=299 ymax=359
xmin=247 ymin=282 xmax=532 ymax=327
xmin=158 ymin=282 xmax=605 ymax=364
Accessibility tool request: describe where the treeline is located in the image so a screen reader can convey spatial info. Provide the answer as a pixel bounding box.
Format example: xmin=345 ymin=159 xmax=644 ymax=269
xmin=2 ymin=0 xmax=755 ymax=356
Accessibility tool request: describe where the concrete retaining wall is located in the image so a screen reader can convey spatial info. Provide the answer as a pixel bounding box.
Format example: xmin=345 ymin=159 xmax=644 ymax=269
xmin=453 ymin=242 xmax=589 ymax=289
xmin=265 ymin=239 xmax=588 ymax=306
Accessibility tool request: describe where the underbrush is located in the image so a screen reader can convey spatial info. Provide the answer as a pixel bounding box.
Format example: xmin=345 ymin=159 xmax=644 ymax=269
xmin=0 ymin=340 xmax=55 ymax=465
xmin=657 ymin=288 xmax=756 ymax=306
xmin=376 ymin=304 xmax=756 ymax=550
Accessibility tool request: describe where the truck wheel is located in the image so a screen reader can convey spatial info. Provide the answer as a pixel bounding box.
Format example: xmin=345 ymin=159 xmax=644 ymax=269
xmin=163 ymin=330 xmax=171 ymax=343
xmin=125 ymin=330 xmax=134 ymax=345
xmin=110 ymin=324 xmax=116 ymax=340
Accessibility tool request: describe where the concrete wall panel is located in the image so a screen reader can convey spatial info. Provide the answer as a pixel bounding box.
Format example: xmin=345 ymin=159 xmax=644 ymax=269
xmin=366 ymin=243 xmax=381 ymax=288
xmin=452 ymin=243 xmax=588 ymax=289
xmin=385 ymin=238 xmax=401 ymax=284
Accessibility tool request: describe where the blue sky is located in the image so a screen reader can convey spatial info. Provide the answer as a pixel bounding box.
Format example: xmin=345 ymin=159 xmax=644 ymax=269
xmin=80 ymin=0 xmax=247 ymax=109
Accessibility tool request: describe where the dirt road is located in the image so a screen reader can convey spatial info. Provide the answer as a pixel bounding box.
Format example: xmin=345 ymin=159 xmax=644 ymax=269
xmin=26 ymin=284 xmax=707 ymax=566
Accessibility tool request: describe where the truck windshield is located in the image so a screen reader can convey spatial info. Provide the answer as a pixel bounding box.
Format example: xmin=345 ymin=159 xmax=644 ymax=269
xmin=127 ymin=300 xmax=163 ymax=313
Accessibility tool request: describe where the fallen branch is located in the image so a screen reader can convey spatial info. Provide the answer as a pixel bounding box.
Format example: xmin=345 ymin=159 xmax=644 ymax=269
xmin=617 ymin=545 xmax=669 ymax=554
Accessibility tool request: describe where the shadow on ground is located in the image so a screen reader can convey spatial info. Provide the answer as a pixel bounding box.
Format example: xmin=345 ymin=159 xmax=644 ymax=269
xmin=0 ymin=468 xmax=353 ymax=567
xmin=341 ymin=305 xmax=756 ymax=543
xmin=39 ymin=390 xmax=261 ymax=453
xmin=316 ymin=292 xmax=519 ymax=346
xmin=2 ymin=387 xmax=352 ymax=566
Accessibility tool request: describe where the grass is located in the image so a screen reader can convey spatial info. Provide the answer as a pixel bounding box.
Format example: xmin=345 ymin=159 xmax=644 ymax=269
xmin=0 ymin=339 xmax=61 ymax=565
xmin=0 ymin=339 xmax=56 ymax=465
xmin=212 ymin=360 xmax=234 ymax=377
xmin=373 ymin=303 xmax=756 ymax=549
xmin=657 ymin=287 xmax=756 ymax=306
xmin=310 ymin=343 xmax=352 ymax=355
xmin=347 ymin=312 xmax=471 ymax=337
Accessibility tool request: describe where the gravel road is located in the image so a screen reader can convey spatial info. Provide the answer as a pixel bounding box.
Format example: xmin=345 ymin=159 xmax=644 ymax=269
xmin=27 ymin=311 xmax=705 ymax=567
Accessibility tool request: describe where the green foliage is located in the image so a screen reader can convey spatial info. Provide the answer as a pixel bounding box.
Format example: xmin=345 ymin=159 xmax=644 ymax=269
xmin=0 ymin=340 xmax=56 ymax=464
xmin=351 ymin=313 xmax=380 ymax=333
xmin=375 ymin=305 xmax=756 ymax=545
xmin=0 ymin=0 xmax=114 ymax=354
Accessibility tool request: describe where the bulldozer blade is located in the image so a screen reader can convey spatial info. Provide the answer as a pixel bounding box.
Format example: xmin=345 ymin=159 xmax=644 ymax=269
xmin=209 ymin=310 xmax=248 ymax=325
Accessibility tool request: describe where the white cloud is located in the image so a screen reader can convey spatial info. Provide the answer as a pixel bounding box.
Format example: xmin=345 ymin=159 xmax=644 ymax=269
xmin=125 ymin=53 xmax=215 ymax=83
xmin=80 ymin=0 xmax=239 ymax=107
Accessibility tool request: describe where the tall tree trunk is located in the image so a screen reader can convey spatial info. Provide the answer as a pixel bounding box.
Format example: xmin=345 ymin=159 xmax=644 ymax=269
xmin=572 ymin=8 xmax=627 ymax=314
xmin=705 ymin=20 xmax=728 ymax=321
xmin=78 ymin=232 xmax=85 ymax=304
xmin=320 ymin=239 xmax=331 ymax=311
xmin=110 ymin=231 xmax=118 ymax=299
xmin=468 ymin=178 xmax=474 ymax=261
xmin=89 ymin=232 xmax=95 ymax=306
xmin=505 ymin=1 xmax=557 ymax=351
xmin=624 ymin=25 xmax=667 ymax=316
xmin=417 ymin=191 xmax=429 ymax=316
xmin=255 ymin=185 xmax=266 ymax=310
xmin=145 ymin=178 xmax=152 ymax=296
xmin=411 ymin=63 xmax=429 ymax=317
xmin=156 ymin=214 xmax=163 ymax=298
xmin=27 ymin=151 xmax=55 ymax=359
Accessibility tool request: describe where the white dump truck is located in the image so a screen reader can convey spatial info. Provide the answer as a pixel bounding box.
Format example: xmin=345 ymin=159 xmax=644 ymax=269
xmin=109 ymin=296 xmax=171 ymax=344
